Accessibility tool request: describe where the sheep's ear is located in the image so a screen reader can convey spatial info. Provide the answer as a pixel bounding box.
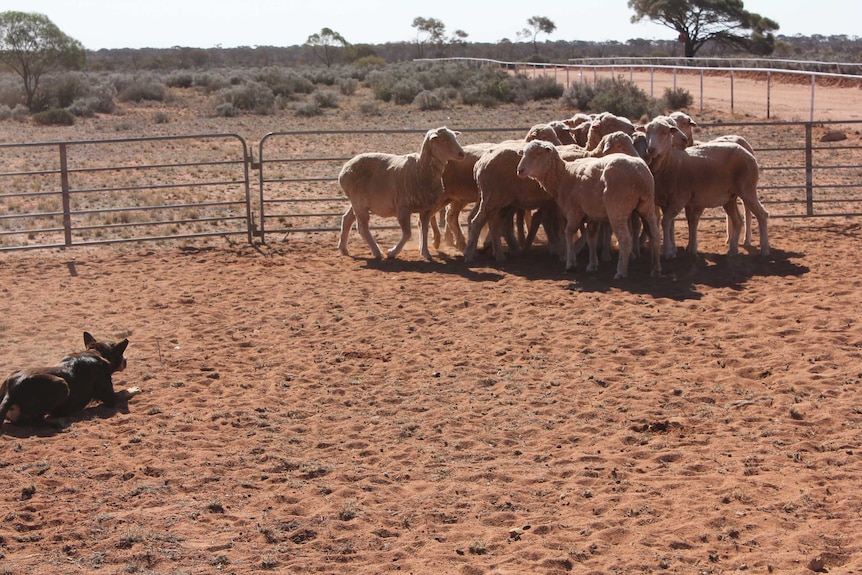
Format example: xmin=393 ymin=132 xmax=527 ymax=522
xmin=453 ymin=130 xmax=461 ymax=137
xmin=518 ymin=149 xmax=525 ymax=157
xmin=635 ymin=125 xmax=645 ymax=133
xmin=689 ymin=119 xmax=699 ymax=127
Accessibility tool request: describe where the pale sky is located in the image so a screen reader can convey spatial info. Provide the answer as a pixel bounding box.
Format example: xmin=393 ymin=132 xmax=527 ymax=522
xmin=8 ymin=0 xmax=861 ymax=51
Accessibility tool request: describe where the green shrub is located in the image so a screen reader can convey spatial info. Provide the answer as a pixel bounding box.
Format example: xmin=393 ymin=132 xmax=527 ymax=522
xmin=49 ymin=73 xmax=90 ymax=108
xmin=359 ymin=101 xmax=381 ymax=116
xmin=560 ymin=82 xmax=597 ymax=111
xmin=0 ymin=104 xmax=11 ymax=121
xmin=212 ymin=82 xmax=275 ymax=115
xmin=414 ymin=90 xmax=443 ymax=110
xmin=294 ymin=101 xmax=322 ymax=117
xmin=166 ymin=73 xmax=194 ymax=88
xmin=32 ymin=108 xmax=75 ymax=126
xmin=662 ymin=87 xmax=693 ymax=111
xmin=256 ymin=68 xmax=314 ymax=99
xmin=587 ymin=77 xmax=655 ymax=119
xmin=311 ymin=89 xmax=339 ymax=109
xmin=118 ymin=78 xmax=168 ymax=102
xmin=391 ymin=78 xmax=424 ymax=105
xmin=213 ymin=102 xmax=240 ymax=117
xmin=338 ymin=77 xmax=359 ymax=96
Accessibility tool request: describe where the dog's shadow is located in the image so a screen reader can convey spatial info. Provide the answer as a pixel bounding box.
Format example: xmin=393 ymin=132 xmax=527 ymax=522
xmin=1 ymin=389 xmax=139 ymax=438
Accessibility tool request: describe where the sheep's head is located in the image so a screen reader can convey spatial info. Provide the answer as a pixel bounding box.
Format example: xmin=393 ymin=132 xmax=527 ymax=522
xmin=425 ymin=127 xmax=466 ymax=162
xmin=668 ymin=111 xmax=697 ymax=146
xmin=525 ymin=123 xmax=562 ymax=146
xmin=516 ymin=140 xmax=557 ymax=180
xmin=587 ymin=113 xmax=636 ymax=149
xmin=639 ymin=119 xmax=682 ymax=164
xmin=596 ymin=132 xmax=638 ymax=158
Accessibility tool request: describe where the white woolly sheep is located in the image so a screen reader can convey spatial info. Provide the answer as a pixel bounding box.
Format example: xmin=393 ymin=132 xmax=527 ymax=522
xmin=516 ymin=139 xmax=661 ymax=278
xmin=639 ymin=117 xmax=769 ymax=259
xmin=585 ymin=112 xmax=636 ymax=150
xmin=667 ymin=111 xmax=759 ymax=246
xmin=464 ymin=132 xmax=644 ymax=264
xmin=338 ymin=127 xmax=465 ymax=260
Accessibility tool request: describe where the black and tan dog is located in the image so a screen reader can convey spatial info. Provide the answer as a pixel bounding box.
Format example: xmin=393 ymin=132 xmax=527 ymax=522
xmin=0 ymin=332 xmax=138 ymax=433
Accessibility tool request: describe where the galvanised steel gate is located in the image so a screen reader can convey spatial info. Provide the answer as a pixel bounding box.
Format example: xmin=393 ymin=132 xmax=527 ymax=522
xmin=1 ymin=121 xmax=860 ymax=252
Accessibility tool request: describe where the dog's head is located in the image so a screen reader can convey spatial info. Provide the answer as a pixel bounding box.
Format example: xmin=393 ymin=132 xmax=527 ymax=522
xmin=83 ymin=332 xmax=129 ymax=373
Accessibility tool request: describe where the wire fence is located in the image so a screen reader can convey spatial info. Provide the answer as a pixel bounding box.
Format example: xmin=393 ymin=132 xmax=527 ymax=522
xmin=1 ymin=120 xmax=860 ymax=252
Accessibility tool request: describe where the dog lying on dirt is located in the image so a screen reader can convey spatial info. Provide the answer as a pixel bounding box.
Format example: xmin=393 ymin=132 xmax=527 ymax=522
xmin=0 ymin=332 xmax=140 ymax=433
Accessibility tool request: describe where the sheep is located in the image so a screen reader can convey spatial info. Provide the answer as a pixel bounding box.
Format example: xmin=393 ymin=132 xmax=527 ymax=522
xmin=667 ymin=111 xmax=759 ymax=246
xmin=463 ymin=132 xmax=644 ymax=264
xmin=431 ymin=142 xmax=495 ymax=251
xmin=430 ymin=124 xmax=564 ymax=252
xmin=639 ymin=116 xmax=769 ymax=259
xmin=462 ymin=142 xmax=558 ymax=262
xmin=516 ymin=139 xmax=662 ymax=279
xmin=585 ymin=112 xmax=636 ymax=150
xmin=562 ymin=113 xmax=595 ymax=146
xmin=338 ymin=127 xmax=466 ymax=260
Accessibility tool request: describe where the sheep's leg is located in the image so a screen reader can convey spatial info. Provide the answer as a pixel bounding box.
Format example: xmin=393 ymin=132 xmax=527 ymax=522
xmin=338 ymin=206 xmax=357 ymax=256
xmin=486 ymin=211 xmax=508 ymax=262
xmin=563 ymin=218 xmax=583 ymax=272
xmin=684 ymin=205 xmax=705 ymax=255
xmin=446 ymin=201 xmax=467 ymax=251
xmin=387 ymin=210 xmax=413 ymax=259
xmin=723 ymin=200 xmax=742 ymax=256
xmin=660 ymin=206 xmax=680 ymax=260
xmin=584 ymin=221 xmax=601 ymax=272
xmin=744 ymin=205 xmax=754 ymax=246
xmin=600 ymin=223 xmax=613 ymax=262
xmin=637 ymin=202 xmax=663 ymax=278
xmin=430 ymin=207 xmax=443 ymax=250
xmin=629 ymin=214 xmax=642 ymax=259
xmin=501 ymin=207 xmax=521 ymax=257
xmin=416 ymin=209 xmax=433 ymax=261
xmin=354 ymin=210 xmax=383 ymax=259
xmin=609 ymin=215 xmax=633 ymax=279
xmin=740 ymin=196 xmax=770 ymax=255
xmin=464 ymin=204 xmax=487 ymax=262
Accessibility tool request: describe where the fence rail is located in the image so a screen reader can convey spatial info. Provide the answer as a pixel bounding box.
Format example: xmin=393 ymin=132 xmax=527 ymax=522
xmin=1 ymin=121 xmax=861 ymax=253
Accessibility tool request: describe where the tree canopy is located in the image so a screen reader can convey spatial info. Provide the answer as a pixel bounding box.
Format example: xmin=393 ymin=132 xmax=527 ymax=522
xmin=627 ymin=0 xmax=779 ymax=57
xmin=0 ymin=11 xmax=86 ymax=110
xmin=519 ymin=16 xmax=557 ymax=55
xmin=305 ymin=27 xmax=348 ymax=67
xmin=412 ymin=17 xmax=468 ymax=58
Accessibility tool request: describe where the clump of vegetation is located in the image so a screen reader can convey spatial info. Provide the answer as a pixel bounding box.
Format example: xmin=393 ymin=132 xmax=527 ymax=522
xmin=32 ymin=108 xmax=75 ymax=126
xmin=663 ymin=86 xmax=694 ymax=110
xmin=117 ymin=77 xmax=168 ymax=103
xmin=211 ymin=81 xmax=275 ymax=115
xmin=311 ymin=89 xmax=339 ymax=109
xmin=562 ymin=76 xmax=658 ymax=119
xmin=294 ymin=101 xmax=323 ymax=117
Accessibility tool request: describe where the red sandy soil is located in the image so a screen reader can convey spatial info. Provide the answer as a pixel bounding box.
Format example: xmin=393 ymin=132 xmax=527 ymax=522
xmin=1 ymin=76 xmax=861 ymax=575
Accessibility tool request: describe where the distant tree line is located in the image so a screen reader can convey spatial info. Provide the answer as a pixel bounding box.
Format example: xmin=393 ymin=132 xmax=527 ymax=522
xmin=83 ymin=34 xmax=862 ymax=73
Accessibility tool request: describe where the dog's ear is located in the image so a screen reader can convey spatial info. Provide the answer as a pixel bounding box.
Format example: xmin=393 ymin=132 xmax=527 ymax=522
xmin=84 ymin=332 xmax=96 ymax=347
xmin=115 ymin=339 xmax=129 ymax=355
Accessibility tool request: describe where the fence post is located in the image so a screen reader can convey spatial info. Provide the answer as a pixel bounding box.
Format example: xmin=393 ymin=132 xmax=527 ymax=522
xmin=805 ymin=123 xmax=814 ymax=216
xmin=730 ymin=69 xmax=735 ymax=114
xmin=59 ymin=143 xmax=72 ymax=247
xmin=810 ymin=74 xmax=816 ymax=122
xmin=767 ymin=71 xmax=771 ymax=119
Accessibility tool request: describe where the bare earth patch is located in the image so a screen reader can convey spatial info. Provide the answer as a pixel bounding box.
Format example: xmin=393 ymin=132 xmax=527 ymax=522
xmin=1 ymin=75 xmax=861 ymax=574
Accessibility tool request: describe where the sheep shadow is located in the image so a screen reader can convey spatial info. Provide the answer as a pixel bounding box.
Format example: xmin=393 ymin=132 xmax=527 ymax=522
xmin=0 ymin=391 xmax=139 ymax=438
xmin=568 ymin=245 xmax=809 ymax=300
xmin=360 ymin=253 xmax=508 ymax=282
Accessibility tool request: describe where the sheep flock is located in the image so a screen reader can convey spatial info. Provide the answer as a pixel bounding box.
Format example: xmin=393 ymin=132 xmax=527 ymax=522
xmin=337 ymin=112 xmax=770 ymax=278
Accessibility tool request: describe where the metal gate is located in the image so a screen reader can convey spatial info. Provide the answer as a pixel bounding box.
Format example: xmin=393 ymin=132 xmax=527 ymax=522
xmin=0 ymin=133 xmax=252 ymax=252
